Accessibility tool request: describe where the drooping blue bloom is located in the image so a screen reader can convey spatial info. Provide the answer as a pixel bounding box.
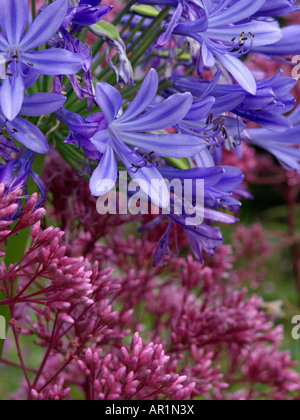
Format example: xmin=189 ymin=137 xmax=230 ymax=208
xmin=158 ymin=165 xmax=244 ymax=208
xmin=140 ymin=164 xmax=243 ymax=265
xmin=0 ymin=91 xmax=66 ymax=154
xmin=141 ymin=0 xmax=282 ymax=94
xmin=0 ymin=0 xmax=83 ymax=121
xmin=0 ymin=149 xmax=46 ymax=218
xmin=245 ymin=105 xmax=300 ymax=174
xmin=57 ymin=69 xmax=208 ymax=207
xmin=173 ymin=71 xmax=296 ymax=131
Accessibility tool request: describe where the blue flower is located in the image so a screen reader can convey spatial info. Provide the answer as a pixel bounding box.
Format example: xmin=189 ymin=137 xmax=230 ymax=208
xmin=58 ymin=69 xmax=208 ymax=207
xmin=0 ymin=0 xmax=83 ymax=121
xmin=0 ymin=149 xmax=46 ymax=218
xmin=245 ymin=106 xmax=300 ymax=173
xmin=173 ymin=71 xmax=296 ymax=132
xmin=141 ymin=164 xmax=243 ymax=265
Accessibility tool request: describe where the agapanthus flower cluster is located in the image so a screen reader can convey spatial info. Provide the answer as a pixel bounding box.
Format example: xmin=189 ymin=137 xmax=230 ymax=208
xmin=0 ymin=0 xmax=299 ymax=401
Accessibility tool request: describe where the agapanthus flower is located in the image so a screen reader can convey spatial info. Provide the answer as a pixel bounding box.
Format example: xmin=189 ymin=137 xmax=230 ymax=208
xmin=173 ymin=71 xmax=296 ymax=131
xmin=0 ymin=150 xmax=46 ymax=218
xmin=244 ymin=105 xmax=300 ymax=173
xmin=141 ymin=0 xmax=282 ymax=93
xmin=141 ymin=165 xmax=243 ymax=265
xmin=57 ymin=69 xmax=208 ymax=207
xmin=0 ymin=0 xmax=83 ymax=121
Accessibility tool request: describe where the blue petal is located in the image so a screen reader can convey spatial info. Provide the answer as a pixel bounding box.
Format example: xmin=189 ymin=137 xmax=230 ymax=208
xmin=118 ymin=92 xmax=193 ymax=132
xmin=120 ymin=131 xmax=207 ymax=158
xmin=0 ymin=0 xmax=28 ymax=45
xmin=7 ymin=116 xmax=49 ymax=154
xmin=20 ymin=0 xmax=68 ymax=51
xmin=175 ymin=15 xmax=208 ymax=34
xmin=201 ymin=41 xmax=216 ymax=67
xmin=117 ymin=69 xmax=158 ymax=123
xmin=95 ymin=82 xmax=122 ymax=124
xmin=23 ymin=67 xmax=40 ymax=89
xmin=20 ymin=93 xmax=66 ymax=116
xmin=157 ymin=3 xmax=183 ymax=46
xmin=212 ymin=92 xmax=245 ymax=113
xmin=22 ymin=49 xmax=83 ymax=75
xmin=159 ymin=166 xmax=226 ymax=187
xmin=184 ymin=97 xmax=215 ymax=121
xmin=0 ymin=71 xmax=25 ymax=121
xmin=128 ymin=165 xmax=170 ymax=209
xmin=89 ymin=145 xmax=117 ymax=196
xmin=91 ymin=129 xmax=110 ymax=154
xmin=214 ymin=53 xmax=257 ymax=95
xmin=205 ymin=21 xmax=282 ymax=47
xmin=205 ymin=208 xmax=238 ymax=224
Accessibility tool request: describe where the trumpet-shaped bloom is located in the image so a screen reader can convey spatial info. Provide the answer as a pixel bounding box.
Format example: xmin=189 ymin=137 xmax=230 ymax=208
xmin=0 ymin=149 xmax=46 ymax=217
xmin=245 ymin=106 xmax=300 ymax=173
xmin=0 ymin=0 xmax=83 ymax=121
xmin=141 ymin=165 xmax=243 ymax=265
xmin=173 ymin=71 xmax=296 ymax=131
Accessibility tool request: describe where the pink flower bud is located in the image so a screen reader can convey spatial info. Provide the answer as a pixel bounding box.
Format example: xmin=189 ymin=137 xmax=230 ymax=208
xmin=58 ymin=313 xmax=74 ymax=325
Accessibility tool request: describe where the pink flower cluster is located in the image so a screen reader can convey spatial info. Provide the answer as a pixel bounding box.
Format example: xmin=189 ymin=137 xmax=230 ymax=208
xmin=0 ymin=151 xmax=299 ymax=400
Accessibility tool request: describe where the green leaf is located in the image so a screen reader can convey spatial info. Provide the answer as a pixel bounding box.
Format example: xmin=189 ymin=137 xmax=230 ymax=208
xmin=90 ymin=21 xmax=120 ymax=41
xmin=0 ymin=227 xmax=30 ymax=357
xmin=131 ymin=4 xmax=160 ymax=17
xmin=165 ymin=158 xmax=191 ymax=170
xmin=160 ymin=50 xmax=191 ymax=61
